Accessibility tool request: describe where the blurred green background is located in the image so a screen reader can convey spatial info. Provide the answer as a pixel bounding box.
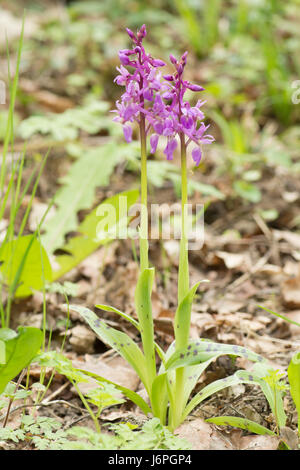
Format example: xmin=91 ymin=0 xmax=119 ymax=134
xmin=1 ymin=0 xmax=300 ymax=218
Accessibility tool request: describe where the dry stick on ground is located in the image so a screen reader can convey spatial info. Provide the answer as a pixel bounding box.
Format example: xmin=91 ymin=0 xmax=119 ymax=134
xmin=253 ymin=213 xmax=281 ymax=267
xmin=42 ymin=381 xmax=70 ymax=404
xmin=245 ymin=329 xmax=300 ymax=349
xmin=226 ymin=248 xmax=272 ymax=292
xmin=1 ymin=399 xmax=88 ymax=422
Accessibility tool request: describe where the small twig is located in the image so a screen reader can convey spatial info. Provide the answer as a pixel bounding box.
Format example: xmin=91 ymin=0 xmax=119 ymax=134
xmin=226 ymin=249 xmax=272 ymax=292
xmin=63 ymin=413 xmax=91 ymax=430
xmin=253 ymin=213 xmax=281 ymax=266
xmin=43 ymin=382 xmax=70 ymax=404
xmin=246 ymin=330 xmax=300 ymax=349
xmin=222 ymin=404 xmax=247 ymax=419
xmin=2 ymin=369 xmax=27 ymax=428
xmin=0 ymin=399 xmax=85 ymax=422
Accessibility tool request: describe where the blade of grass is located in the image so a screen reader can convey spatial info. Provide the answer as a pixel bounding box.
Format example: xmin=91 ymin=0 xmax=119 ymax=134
xmin=259 ymin=305 xmax=300 ymax=328
xmin=0 ymin=16 xmax=24 ymax=195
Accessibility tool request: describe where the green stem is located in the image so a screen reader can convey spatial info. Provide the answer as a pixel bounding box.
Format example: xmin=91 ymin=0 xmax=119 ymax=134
xmin=138 ymin=117 xmax=157 ymax=389
xmin=172 ymin=132 xmax=190 ymax=431
xmin=139 ymin=114 xmax=149 ymax=273
xmin=72 ymin=381 xmax=101 ymax=433
xmin=178 ymin=132 xmax=189 ymax=304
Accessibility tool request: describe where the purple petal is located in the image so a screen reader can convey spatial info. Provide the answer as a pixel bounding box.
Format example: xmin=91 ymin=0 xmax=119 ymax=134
xmin=181 ymin=51 xmax=188 ymax=64
xmin=150 ymin=134 xmax=159 ymax=154
xmin=169 ymin=54 xmax=178 ymax=65
xmin=192 ymin=147 xmax=202 ymax=165
xmin=181 ymin=115 xmax=194 ymax=129
xmin=126 ymin=28 xmax=137 ymax=42
xmin=162 ymin=92 xmax=174 ymax=100
xmin=123 ymin=104 xmax=135 ymax=121
xmin=143 ymin=88 xmax=153 ymax=101
xmin=120 ymin=49 xmax=135 ymax=56
xmin=163 ymin=138 xmax=177 ymax=160
xmin=163 ymin=74 xmax=174 ymax=81
xmin=153 ymin=94 xmax=165 ymax=113
xmin=163 ymin=122 xmax=174 ymax=136
xmin=139 ymin=24 xmax=147 ymax=38
xmin=200 ymin=135 xmax=215 ymax=144
xmin=151 ymin=59 xmax=166 ymax=67
xmin=123 ymin=125 xmax=132 ymax=143
xmin=186 ymin=82 xmax=205 ymax=92
xmin=153 ymin=121 xmax=164 ymax=134
xmin=119 ymin=53 xmax=131 ymax=66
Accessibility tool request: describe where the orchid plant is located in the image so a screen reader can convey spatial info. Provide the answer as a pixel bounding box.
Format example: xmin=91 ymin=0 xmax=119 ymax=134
xmin=71 ymin=25 xmax=282 ymax=432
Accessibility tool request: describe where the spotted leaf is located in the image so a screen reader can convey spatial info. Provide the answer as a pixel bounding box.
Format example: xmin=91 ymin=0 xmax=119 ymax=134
xmin=174 ymin=282 xmax=201 ymax=351
xmin=135 ymin=268 xmax=156 ymax=387
xmin=206 ymin=416 xmax=276 ymax=436
xmin=70 ymin=305 xmax=148 ymax=390
xmin=165 ymin=340 xmax=266 ymax=370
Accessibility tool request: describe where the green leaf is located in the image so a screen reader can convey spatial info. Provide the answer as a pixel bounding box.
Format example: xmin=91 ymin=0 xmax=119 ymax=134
xmin=51 ymin=189 xmax=139 ymax=279
xmin=183 ymin=365 xmax=285 ymax=424
xmin=70 ymin=305 xmax=149 ymax=390
xmin=243 ymin=170 xmax=262 ymax=182
xmin=146 ymin=161 xmax=224 ymax=200
xmin=259 ymin=209 xmax=278 ymax=222
xmin=42 ymin=144 xmax=137 ymax=253
xmin=0 ymin=327 xmax=43 ymax=395
xmin=165 ymin=340 xmax=266 ymax=370
xmin=95 ymin=304 xmax=140 ymax=331
xmin=288 ymin=351 xmax=300 ymax=434
xmin=264 ymin=149 xmax=292 ymax=168
xmin=19 ymin=102 xmax=110 ymax=141
xmin=151 ymin=373 xmax=169 ymax=425
xmin=174 ymin=282 xmax=201 ymax=351
xmin=84 ymin=383 xmax=125 ymax=410
xmin=75 ymin=368 xmax=151 ymax=416
xmin=0 ymin=235 xmax=52 ymax=297
xmin=233 ymin=180 xmax=261 ymax=203
xmin=186 ymin=180 xmax=225 ymax=200
xmin=36 ymin=350 xmax=89 ymax=383
xmin=164 ymin=339 xmax=267 ymax=428
xmin=183 ymin=372 xmax=243 ymax=420
xmin=0 ymin=328 xmax=17 ymax=341
xmin=0 ymin=341 xmax=5 ymax=365
xmin=181 ymin=359 xmax=217 ymax=413
xmin=206 ymin=416 xmax=276 ymax=436
xmin=135 ymin=268 xmax=156 ymax=387
xmin=235 ymin=366 xmax=287 ymax=429
xmin=95 ymin=304 xmax=165 ymax=364
xmin=174 ymin=0 xmax=203 ymax=56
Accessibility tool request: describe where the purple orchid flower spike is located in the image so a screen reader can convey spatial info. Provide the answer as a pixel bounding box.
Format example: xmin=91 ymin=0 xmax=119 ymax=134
xmin=148 ymin=51 xmax=214 ymax=165
xmin=113 ymin=27 xmax=213 ymax=165
xmin=112 ymin=25 xmax=167 ymax=143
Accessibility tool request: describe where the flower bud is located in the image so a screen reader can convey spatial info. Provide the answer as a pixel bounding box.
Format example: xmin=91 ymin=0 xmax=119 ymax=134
xmin=151 ymin=59 xmax=166 ymax=67
xmin=186 ymin=82 xmax=205 ymax=92
xmin=137 ymin=24 xmax=147 ymax=41
xmin=181 ymin=51 xmax=188 ymax=64
xmin=177 ymin=63 xmax=183 ymax=76
xmin=163 ymin=74 xmax=174 ymax=81
xmin=126 ymin=28 xmax=137 ymax=42
xmin=169 ymin=54 xmax=178 ymax=65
